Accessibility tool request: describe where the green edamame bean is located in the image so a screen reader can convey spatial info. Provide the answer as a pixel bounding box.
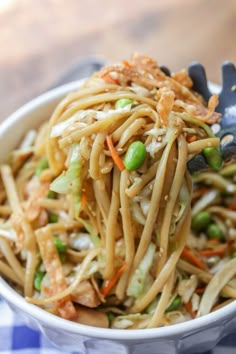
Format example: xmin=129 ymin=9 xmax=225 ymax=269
xmin=59 ymin=252 xmax=66 ymax=264
xmin=191 ymin=211 xmax=211 ymax=232
xmin=202 ymin=147 xmax=222 ymax=171
xmin=35 ymin=158 xmax=49 ymax=176
xmin=34 ymin=270 xmax=45 ymax=291
xmin=124 ymin=141 xmax=146 ymax=171
xmin=115 ymin=98 xmax=133 ymax=109
xmin=206 ymin=223 xmax=223 ymax=239
xmin=107 ymin=312 xmax=115 ymax=326
xmin=165 ymin=296 xmax=181 ymax=313
xmin=53 ymin=236 xmax=67 ymax=253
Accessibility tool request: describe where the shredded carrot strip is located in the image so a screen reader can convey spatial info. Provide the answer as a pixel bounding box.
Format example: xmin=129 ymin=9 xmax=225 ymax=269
xmin=106 ymin=135 xmax=125 ymax=171
xmin=102 ymin=73 xmax=119 ymax=85
xmin=195 ymin=187 xmax=209 ymax=196
xmin=81 ymin=192 xmax=87 ymax=210
xmin=227 ymin=240 xmax=234 ymax=254
xmin=101 ymin=263 xmax=127 ymax=296
xmin=181 ymin=247 xmax=205 ymax=270
xmin=195 ymin=287 xmax=205 ymax=294
xmin=184 ymin=301 xmax=196 ymax=318
xmin=206 ymin=239 xmax=219 ymax=246
xmin=187 ymin=135 xmax=197 ymax=143
xmin=122 ymin=60 xmax=132 ymax=68
xmin=228 ymin=201 xmax=236 ymax=211
xmin=199 ymin=247 xmax=226 ymax=257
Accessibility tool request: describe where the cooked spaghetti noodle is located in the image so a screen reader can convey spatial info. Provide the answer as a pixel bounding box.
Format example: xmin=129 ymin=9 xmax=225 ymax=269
xmin=0 ymin=54 xmax=234 ymax=329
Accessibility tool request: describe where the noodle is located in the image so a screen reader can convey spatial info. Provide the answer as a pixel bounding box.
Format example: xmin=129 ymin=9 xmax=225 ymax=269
xmin=130 ymin=205 xmax=191 ymax=313
xmin=0 ymin=54 xmax=233 ymax=329
xmin=156 ymin=135 xmax=188 ymax=274
xmin=1 ymin=165 xmax=23 ymax=214
xmin=177 ymin=260 xmax=236 ymax=298
xmin=89 ymin=133 xmax=106 ymax=180
xmin=0 ymin=237 xmax=25 ymax=282
xmin=148 ymin=272 xmax=175 ymax=328
xmin=133 ymin=125 xmax=181 ymax=270
xmin=115 ymin=170 xmax=135 ymax=300
xmin=198 ymin=258 xmax=236 ymax=316
xmin=187 ymin=137 xmax=220 ymax=154
xmin=0 ymin=260 xmax=23 ymax=285
xmin=103 ymin=166 xmax=120 ymax=279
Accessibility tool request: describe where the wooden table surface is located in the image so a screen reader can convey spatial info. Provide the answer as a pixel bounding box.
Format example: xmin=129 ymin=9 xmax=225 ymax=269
xmin=0 ymin=0 xmax=236 ymax=121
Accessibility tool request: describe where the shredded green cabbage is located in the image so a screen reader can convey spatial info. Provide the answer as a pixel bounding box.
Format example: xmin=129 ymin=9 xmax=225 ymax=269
xmin=50 ymin=144 xmax=81 ymax=193
xmin=127 ymin=242 xmax=155 ymax=298
xmin=50 ymin=145 xmax=101 ymax=249
xmin=146 ymin=295 xmax=160 ymax=314
xmin=175 ymin=182 xmax=190 ymax=222
xmin=112 ymin=313 xmax=150 ymax=329
xmin=50 ymin=144 xmax=82 ymax=218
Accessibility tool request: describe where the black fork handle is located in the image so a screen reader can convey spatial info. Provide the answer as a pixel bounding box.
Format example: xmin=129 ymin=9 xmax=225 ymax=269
xmin=187 ymin=61 xmax=236 ymax=173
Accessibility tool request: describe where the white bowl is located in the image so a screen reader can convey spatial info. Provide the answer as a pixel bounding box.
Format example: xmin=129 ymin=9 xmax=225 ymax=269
xmin=0 ymin=80 xmax=235 ymax=354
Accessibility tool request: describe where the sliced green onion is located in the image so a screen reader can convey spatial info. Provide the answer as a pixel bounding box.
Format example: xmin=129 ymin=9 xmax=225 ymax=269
xmin=53 ymin=236 xmax=67 ymax=253
xmin=59 ymin=253 xmax=66 ymax=264
xmin=34 ymin=270 xmax=46 ymax=291
xmin=48 ymin=213 xmax=58 ymax=223
xmin=165 ymin=296 xmax=182 ymax=313
xmin=107 ymin=312 xmax=115 ymax=326
xmin=35 ymin=158 xmax=49 ymax=176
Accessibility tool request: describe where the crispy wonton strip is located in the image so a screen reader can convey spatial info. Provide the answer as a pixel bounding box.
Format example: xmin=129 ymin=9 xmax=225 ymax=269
xmin=25 ymin=183 xmax=49 ymax=221
xmin=35 ymin=227 xmax=77 ymax=320
xmin=157 ymin=90 xmax=175 ymax=127
xmin=26 ymin=247 xmax=100 ymax=305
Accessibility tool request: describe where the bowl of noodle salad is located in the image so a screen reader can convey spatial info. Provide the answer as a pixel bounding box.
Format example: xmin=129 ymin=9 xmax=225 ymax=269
xmin=0 ymin=54 xmax=236 ymax=354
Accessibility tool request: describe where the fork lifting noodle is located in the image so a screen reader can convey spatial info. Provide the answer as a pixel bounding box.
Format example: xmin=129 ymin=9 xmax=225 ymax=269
xmin=1 ymin=54 xmax=235 ymax=329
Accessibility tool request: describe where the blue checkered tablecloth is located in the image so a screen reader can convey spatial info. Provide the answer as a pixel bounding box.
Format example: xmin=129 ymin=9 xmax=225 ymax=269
xmin=1 ymin=298 xmax=236 ymax=354
xmin=0 ymin=298 xmax=81 ymax=354
xmin=1 ymin=296 xmax=236 ymax=354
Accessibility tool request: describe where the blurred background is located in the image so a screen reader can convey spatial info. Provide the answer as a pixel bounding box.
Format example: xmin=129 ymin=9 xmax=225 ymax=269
xmin=0 ymin=0 xmax=235 ymax=120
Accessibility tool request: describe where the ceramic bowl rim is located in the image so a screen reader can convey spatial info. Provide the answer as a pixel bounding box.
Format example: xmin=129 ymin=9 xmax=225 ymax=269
xmin=0 ymin=79 xmax=235 ymax=342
